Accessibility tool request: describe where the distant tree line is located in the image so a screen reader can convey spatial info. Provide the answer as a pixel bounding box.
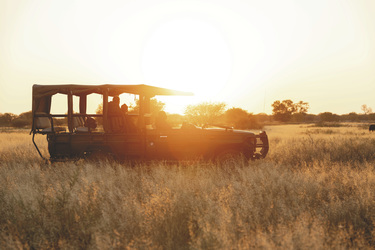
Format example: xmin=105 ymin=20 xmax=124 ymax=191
xmin=271 ymin=100 xmax=375 ymax=123
xmin=183 ymin=102 xmax=263 ymax=129
xmin=271 ymin=100 xmax=309 ymax=122
xmin=0 ymin=111 xmax=33 ymax=128
xmin=1 ymin=101 xmax=375 ymax=129
xmin=96 ymin=99 xmax=264 ymax=129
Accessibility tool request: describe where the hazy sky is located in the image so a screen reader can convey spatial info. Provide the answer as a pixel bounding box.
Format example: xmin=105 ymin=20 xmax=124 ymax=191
xmin=1 ymin=0 xmax=375 ymax=115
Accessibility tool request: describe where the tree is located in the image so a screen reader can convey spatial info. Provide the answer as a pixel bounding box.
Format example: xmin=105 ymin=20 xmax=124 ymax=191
xmin=361 ymin=104 xmax=372 ymax=115
xmin=95 ymin=103 xmax=104 ymax=125
xmin=11 ymin=111 xmax=32 ymax=128
xmin=224 ymin=108 xmax=261 ymax=129
xmin=271 ymin=100 xmax=296 ymax=122
xmin=255 ymin=113 xmax=271 ymax=123
xmin=318 ymin=112 xmax=339 ymax=122
xmin=184 ymin=102 xmax=226 ymax=126
xmin=0 ymin=113 xmax=16 ymax=127
xmin=96 ymin=103 xmax=103 ymax=114
xmin=346 ymin=112 xmax=359 ymax=122
xmin=291 ymin=101 xmax=310 ymax=122
xmin=131 ymin=98 xmax=165 ymax=117
xmin=294 ymin=101 xmax=309 ymax=114
xmin=272 ymin=100 xmax=309 ymax=122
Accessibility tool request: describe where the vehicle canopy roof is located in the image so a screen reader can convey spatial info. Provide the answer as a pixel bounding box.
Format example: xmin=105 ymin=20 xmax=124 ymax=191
xmin=32 ymin=84 xmax=193 ymax=114
xmin=32 ymin=84 xmax=193 ymax=99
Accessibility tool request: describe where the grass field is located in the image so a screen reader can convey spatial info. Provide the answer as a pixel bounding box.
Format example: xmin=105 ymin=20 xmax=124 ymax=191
xmin=1 ymin=124 xmax=375 ymax=249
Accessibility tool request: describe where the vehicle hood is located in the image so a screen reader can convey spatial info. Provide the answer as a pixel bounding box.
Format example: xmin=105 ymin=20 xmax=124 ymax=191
xmin=204 ymin=127 xmax=257 ymax=135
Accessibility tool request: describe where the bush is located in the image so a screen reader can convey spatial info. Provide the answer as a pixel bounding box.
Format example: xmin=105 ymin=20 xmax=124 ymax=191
xmin=11 ymin=118 xmax=30 ymax=128
xmin=313 ymin=122 xmax=343 ymax=127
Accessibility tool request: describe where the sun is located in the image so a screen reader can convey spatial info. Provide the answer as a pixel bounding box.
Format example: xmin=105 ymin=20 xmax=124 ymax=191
xmin=141 ymin=18 xmax=232 ymax=114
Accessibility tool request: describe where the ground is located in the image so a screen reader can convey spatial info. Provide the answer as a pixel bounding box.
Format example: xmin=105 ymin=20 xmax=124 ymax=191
xmin=1 ymin=124 xmax=375 ymax=249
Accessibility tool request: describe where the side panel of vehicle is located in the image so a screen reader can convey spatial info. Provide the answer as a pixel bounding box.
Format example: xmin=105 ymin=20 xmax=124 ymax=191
xmin=202 ymin=130 xmax=256 ymax=159
xmin=146 ymin=129 xmax=209 ymax=160
xmin=145 ymin=129 xmax=255 ymax=160
xmin=47 ymin=133 xmax=144 ymax=159
xmin=46 ymin=130 xmax=258 ymax=160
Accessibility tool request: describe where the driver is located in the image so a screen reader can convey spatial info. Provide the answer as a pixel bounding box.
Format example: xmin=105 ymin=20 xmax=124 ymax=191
xmin=155 ymin=111 xmax=171 ymax=130
xmin=108 ymin=96 xmax=122 ymax=115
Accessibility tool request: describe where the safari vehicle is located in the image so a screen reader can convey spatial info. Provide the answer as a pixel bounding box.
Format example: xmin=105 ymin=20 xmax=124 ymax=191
xmin=31 ymin=84 xmax=269 ymax=161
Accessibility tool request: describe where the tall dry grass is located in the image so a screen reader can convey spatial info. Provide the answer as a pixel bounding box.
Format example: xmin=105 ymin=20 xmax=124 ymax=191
xmin=1 ymin=125 xmax=375 ymax=249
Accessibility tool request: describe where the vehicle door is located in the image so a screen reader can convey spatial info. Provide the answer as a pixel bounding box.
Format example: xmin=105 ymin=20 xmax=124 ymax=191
xmin=147 ymin=127 xmax=207 ymax=160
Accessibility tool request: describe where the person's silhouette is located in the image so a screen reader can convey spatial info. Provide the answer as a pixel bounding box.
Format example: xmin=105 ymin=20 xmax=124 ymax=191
xmin=155 ymin=111 xmax=171 ymax=130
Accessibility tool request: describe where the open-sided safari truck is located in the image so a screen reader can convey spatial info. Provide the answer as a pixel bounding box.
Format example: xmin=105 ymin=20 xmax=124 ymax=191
xmin=31 ymin=84 xmax=269 ymax=162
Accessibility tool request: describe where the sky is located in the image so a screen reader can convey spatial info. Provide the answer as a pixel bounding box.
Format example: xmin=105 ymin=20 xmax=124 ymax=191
xmin=1 ymin=0 xmax=375 ymax=115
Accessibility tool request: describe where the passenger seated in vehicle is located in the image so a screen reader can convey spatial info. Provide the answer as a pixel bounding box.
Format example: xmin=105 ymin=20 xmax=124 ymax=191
xmin=121 ymin=103 xmax=129 ymax=114
xmin=84 ymin=117 xmax=97 ymax=130
xmin=108 ymin=96 xmax=124 ymax=133
xmin=155 ymin=111 xmax=171 ymax=130
xmin=121 ymin=104 xmax=138 ymax=133
xmin=108 ymin=96 xmax=122 ymax=115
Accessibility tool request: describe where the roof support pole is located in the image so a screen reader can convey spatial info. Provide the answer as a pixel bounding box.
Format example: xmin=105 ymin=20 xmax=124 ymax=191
xmin=68 ymin=91 xmax=73 ymax=132
xmin=138 ymin=94 xmax=145 ymax=130
xmin=144 ymin=96 xmax=151 ymax=127
xmin=79 ymin=95 xmax=87 ymax=115
xmin=103 ymin=89 xmax=108 ymax=132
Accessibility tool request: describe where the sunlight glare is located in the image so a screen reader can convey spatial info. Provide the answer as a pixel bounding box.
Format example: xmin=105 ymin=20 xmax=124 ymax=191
xmin=142 ymin=19 xmax=232 ymax=114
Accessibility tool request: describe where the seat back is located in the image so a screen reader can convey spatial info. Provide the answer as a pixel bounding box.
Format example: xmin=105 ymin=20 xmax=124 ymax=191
xmin=72 ymin=116 xmax=90 ymax=132
xmin=35 ymin=113 xmax=51 ymax=129
xmin=109 ymin=116 xmax=124 ymax=133
xmin=72 ymin=116 xmax=85 ymax=128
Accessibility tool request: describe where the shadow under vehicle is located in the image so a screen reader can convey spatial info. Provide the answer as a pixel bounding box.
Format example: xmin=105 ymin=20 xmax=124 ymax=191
xmin=31 ymin=84 xmax=269 ymax=162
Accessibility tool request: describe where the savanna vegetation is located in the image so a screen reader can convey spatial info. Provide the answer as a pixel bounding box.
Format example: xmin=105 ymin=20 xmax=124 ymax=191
xmin=2 ymin=100 xmax=375 ymax=130
xmin=1 ymin=124 xmax=375 ymax=249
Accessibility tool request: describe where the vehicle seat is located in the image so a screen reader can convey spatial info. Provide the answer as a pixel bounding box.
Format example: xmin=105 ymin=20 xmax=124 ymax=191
xmin=108 ymin=116 xmax=124 ymax=133
xmin=35 ymin=112 xmax=66 ymax=134
xmin=72 ymin=116 xmax=89 ymax=132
